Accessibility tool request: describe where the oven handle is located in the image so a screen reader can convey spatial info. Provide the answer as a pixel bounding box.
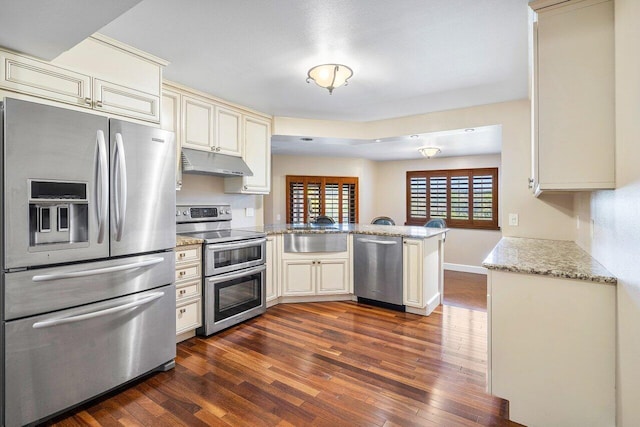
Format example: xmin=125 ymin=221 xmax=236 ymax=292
xmin=207 ymin=264 xmax=266 ymax=283
xmin=31 ymin=257 xmax=164 ymax=282
xmin=206 ymin=238 xmax=267 ymax=252
xmin=32 ymin=291 xmax=164 ymax=329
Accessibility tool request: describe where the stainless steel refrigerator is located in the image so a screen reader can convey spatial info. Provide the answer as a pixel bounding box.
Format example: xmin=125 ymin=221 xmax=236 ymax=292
xmin=1 ymin=98 xmax=177 ymax=426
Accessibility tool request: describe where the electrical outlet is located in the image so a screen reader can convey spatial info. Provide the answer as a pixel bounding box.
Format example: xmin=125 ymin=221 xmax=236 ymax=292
xmin=576 ymin=215 xmax=580 ymax=229
xmin=509 ymin=213 xmax=519 ymax=226
xmin=245 ymin=207 xmax=254 ymax=217
xmin=276 ymin=214 xmax=281 ymax=221
xmin=590 ymin=218 xmax=595 ymax=239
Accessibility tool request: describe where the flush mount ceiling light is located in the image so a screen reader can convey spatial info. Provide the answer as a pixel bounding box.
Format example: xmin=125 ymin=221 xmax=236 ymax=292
xmin=419 ymin=146 xmax=441 ymax=158
xmin=306 ymin=64 xmax=353 ymax=94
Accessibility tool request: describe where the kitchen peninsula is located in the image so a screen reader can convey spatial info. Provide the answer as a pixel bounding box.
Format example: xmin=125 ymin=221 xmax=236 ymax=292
xmin=238 ymin=223 xmax=447 ymax=316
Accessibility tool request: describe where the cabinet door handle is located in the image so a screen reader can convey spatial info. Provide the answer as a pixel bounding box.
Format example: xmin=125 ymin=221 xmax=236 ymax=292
xmin=178 ymin=252 xmax=186 ymax=259
xmin=84 ymin=97 xmax=92 ymax=105
xmin=95 ymin=100 xmax=103 ymax=108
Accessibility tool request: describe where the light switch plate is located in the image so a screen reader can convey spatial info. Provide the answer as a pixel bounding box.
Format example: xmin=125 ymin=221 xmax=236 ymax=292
xmin=509 ymin=213 xmax=519 ymax=226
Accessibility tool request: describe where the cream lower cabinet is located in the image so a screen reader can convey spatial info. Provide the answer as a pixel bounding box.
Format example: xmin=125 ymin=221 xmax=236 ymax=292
xmin=265 ymin=235 xmax=279 ymax=306
xmin=402 ymin=237 xmax=441 ymax=316
xmin=0 ymin=34 xmax=165 ymax=123
xmin=281 ymin=258 xmax=350 ymax=296
xmin=174 ymin=244 xmax=203 ymax=342
xmin=487 ymin=270 xmax=615 ymax=426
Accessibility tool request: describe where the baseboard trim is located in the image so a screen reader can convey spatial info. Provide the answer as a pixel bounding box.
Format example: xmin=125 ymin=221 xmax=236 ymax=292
xmin=444 ymin=263 xmax=488 ymax=275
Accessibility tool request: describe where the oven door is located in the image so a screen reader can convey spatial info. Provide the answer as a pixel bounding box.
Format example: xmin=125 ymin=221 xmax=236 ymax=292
xmin=199 ymin=264 xmax=266 ymax=336
xmin=204 ymin=238 xmax=266 ymax=276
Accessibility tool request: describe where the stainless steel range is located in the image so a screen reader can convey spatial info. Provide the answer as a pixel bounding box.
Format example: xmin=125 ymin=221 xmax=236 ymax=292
xmin=176 ymin=205 xmax=267 ymax=335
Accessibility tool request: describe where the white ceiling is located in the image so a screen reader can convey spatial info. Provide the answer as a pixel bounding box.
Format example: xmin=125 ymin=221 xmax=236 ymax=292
xmin=1 ymin=0 xmax=527 ymax=159
xmin=0 ymin=0 xmax=142 ymax=60
xmin=98 ymin=0 xmax=530 ymax=122
xmin=272 ymin=125 xmax=502 ymax=161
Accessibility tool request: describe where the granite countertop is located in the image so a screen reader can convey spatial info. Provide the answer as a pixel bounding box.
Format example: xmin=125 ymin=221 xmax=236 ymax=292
xmin=176 ymin=234 xmax=205 ymax=246
xmin=235 ymin=223 xmax=447 ymax=239
xmin=483 ymin=237 xmax=616 ymax=284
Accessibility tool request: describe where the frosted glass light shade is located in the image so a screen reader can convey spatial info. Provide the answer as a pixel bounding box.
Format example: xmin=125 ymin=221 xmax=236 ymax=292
xmin=307 ymin=64 xmax=353 ymax=94
xmin=419 ymin=147 xmax=441 ymax=158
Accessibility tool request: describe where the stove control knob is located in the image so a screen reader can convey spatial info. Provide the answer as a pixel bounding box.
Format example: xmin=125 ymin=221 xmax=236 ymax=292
xmin=225 ymin=209 xmax=231 ymax=214
xmin=176 ymin=210 xmax=180 ymax=216
xmin=183 ymin=210 xmax=189 ymax=216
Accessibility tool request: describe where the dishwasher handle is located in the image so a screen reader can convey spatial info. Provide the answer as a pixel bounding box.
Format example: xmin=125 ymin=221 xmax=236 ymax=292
xmin=357 ymin=238 xmax=399 ymax=245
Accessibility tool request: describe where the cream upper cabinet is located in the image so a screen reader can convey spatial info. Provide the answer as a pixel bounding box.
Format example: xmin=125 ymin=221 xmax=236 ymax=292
xmin=225 ymin=115 xmax=272 ymax=194
xmin=161 ymin=88 xmax=182 ymax=190
xmin=216 ymin=106 xmax=243 ymax=156
xmin=182 ymin=94 xmax=215 ymax=151
xmin=529 ymin=0 xmax=614 ymax=195
xmin=0 ymin=34 xmax=166 ymax=124
xmin=177 ymin=88 xmax=249 ymax=158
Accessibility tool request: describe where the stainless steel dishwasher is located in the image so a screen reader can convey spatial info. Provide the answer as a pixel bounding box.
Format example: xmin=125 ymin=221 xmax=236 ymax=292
xmin=353 ymin=234 xmax=404 ymax=308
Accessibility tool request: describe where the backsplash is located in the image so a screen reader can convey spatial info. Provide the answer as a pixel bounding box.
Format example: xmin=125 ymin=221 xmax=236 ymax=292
xmin=177 ymin=174 xmax=263 ymax=228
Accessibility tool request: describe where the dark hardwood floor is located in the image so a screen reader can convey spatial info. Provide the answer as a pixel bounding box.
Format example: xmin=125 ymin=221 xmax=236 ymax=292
xmin=47 ymin=272 xmax=519 ymax=426
xmin=443 ymin=271 xmax=487 ymax=311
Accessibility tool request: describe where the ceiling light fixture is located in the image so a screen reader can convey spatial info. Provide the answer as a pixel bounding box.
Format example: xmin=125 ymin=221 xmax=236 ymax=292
xmin=306 ymin=64 xmax=353 ymax=94
xmin=419 ymin=147 xmax=441 ymax=158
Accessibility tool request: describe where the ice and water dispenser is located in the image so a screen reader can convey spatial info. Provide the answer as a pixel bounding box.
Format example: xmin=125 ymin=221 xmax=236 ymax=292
xmin=28 ymin=180 xmax=89 ymax=248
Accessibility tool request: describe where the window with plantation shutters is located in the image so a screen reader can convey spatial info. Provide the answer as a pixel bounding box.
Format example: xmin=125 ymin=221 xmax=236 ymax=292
xmin=286 ymin=176 xmax=359 ymax=224
xmin=406 ymin=168 xmax=498 ymax=230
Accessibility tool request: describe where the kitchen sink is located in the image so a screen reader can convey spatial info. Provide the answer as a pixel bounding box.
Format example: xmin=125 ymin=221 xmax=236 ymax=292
xmin=283 ymin=232 xmax=347 ymax=253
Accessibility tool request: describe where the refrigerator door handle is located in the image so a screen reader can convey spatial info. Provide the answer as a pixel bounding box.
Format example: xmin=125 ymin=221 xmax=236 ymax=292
xmin=32 ymin=291 xmax=165 ymax=329
xmin=95 ymin=130 xmax=109 ymax=244
xmin=31 ymin=257 xmax=164 ymax=282
xmin=113 ymin=133 xmax=128 ymax=242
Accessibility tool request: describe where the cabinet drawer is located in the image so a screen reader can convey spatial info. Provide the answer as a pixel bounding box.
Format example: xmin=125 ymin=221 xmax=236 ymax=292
xmin=175 ymin=262 xmax=200 ymax=283
xmin=176 ymin=298 xmax=201 ymax=334
xmin=175 ymin=246 xmax=201 ymax=265
xmin=176 ymin=280 xmax=201 ymax=301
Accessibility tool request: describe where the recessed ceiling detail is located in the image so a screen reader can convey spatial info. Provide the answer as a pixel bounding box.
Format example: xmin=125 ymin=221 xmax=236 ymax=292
xmin=272 ymin=125 xmax=503 ymax=161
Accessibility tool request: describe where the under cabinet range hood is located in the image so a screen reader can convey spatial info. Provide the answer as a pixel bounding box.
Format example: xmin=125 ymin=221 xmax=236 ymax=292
xmin=181 ymin=147 xmax=253 ymax=177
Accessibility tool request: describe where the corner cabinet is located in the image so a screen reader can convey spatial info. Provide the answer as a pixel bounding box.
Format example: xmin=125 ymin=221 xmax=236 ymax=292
xmin=161 ymin=80 xmax=272 ymax=194
xmin=0 ymin=34 xmax=166 ymax=124
xmin=529 ymin=0 xmax=615 ymax=195
xmin=402 ymin=237 xmax=442 ymax=316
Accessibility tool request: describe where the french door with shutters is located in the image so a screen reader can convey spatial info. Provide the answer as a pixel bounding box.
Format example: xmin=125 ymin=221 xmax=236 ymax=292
xmin=286 ymin=176 xmax=358 ymax=224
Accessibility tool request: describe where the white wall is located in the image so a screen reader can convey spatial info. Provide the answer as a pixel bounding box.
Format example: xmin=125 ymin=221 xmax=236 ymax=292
xmin=375 ymin=154 xmax=502 ymax=267
xmin=177 ymin=174 xmax=264 ymax=228
xmin=265 ymin=154 xmax=377 ymax=225
xmin=274 ymin=99 xmax=577 ymax=241
xmin=574 ymin=1 xmax=640 ymax=424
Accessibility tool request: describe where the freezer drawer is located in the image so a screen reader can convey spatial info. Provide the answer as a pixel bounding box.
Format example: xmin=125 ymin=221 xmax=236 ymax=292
xmin=3 ymin=252 xmax=175 ymax=320
xmin=3 ymin=284 xmax=176 ymax=427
